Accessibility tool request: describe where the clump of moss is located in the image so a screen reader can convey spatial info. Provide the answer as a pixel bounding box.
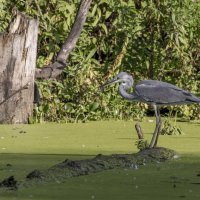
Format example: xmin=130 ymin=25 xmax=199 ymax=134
xmin=160 ymin=120 xmax=183 ymax=135
xmin=0 ymin=176 xmax=18 ymax=190
xmin=135 ymin=139 xmax=149 ymax=151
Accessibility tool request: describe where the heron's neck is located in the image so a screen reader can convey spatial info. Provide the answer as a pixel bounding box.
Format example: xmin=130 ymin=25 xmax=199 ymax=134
xmin=119 ymin=85 xmax=138 ymax=101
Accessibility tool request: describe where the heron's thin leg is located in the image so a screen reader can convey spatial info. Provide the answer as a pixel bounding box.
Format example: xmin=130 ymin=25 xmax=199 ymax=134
xmin=154 ymin=109 xmax=161 ymax=147
xmin=149 ymin=105 xmax=159 ymax=148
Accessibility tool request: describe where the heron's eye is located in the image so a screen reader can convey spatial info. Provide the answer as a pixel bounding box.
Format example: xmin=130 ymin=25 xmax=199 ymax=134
xmin=122 ymin=81 xmax=126 ymax=85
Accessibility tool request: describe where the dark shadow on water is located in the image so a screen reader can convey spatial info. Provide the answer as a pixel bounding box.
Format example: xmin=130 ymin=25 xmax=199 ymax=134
xmin=177 ymin=119 xmax=200 ymax=125
xmin=170 ymin=136 xmax=200 ymax=140
xmin=116 ymin=138 xmax=134 ymax=140
xmin=0 ymin=153 xmax=96 ymax=157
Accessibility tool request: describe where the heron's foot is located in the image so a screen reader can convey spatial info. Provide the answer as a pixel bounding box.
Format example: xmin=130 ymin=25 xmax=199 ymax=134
xmin=149 ymin=138 xmax=159 ymax=148
xmin=149 ymin=144 xmax=156 ymax=148
xmin=149 ymin=139 xmax=158 ymax=148
xmin=149 ymin=137 xmax=157 ymax=148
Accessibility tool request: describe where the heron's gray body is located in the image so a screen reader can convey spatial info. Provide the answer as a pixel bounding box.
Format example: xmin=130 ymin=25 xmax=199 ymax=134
xmin=133 ymin=80 xmax=200 ymax=105
xmin=102 ymin=71 xmax=200 ymax=148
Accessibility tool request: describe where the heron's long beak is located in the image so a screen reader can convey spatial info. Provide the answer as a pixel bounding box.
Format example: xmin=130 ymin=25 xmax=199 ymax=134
xmin=100 ymin=77 xmax=120 ymax=92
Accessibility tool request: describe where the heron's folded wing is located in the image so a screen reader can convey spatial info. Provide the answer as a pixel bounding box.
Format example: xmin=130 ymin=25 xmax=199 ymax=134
xmin=135 ymin=80 xmax=197 ymax=104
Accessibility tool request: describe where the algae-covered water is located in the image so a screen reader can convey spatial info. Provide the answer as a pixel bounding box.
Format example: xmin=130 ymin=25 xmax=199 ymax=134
xmin=0 ymin=119 xmax=200 ymax=199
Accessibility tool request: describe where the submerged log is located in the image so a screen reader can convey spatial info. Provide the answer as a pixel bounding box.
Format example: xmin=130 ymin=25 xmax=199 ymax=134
xmin=30 ymin=148 xmax=175 ymax=185
xmin=0 ymin=12 xmax=38 ymax=123
xmin=0 ymin=148 xmax=176 ymax=191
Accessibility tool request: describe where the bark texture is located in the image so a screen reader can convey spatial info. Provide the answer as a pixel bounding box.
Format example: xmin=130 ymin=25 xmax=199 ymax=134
xmin=135 ymin=123 xmax=144 ymax=139
xmin=0 ymin=12 xmax=38 ymax=123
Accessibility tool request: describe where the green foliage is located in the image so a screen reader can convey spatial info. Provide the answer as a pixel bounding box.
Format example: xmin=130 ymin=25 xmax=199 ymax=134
xmin=135 ymin=139 xmax=149 ymax=151
xmin=0 ymin=0 xmax=11 ymax=32
xmin=0 ymin=0 xmax=199 ymax=122
xmin=160 ymin=119 xmax=184 ymax=135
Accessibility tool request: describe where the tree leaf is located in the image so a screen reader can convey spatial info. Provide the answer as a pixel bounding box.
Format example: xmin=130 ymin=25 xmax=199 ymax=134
xmin=89 ymin=102 xmax=99 ymax=111
xmin=172 ymin=13 xmax=177 ymax=25
xmin=100 ymin=23 xmax=108 ymax=34
xmin=86 ymin=48 xmax=96 ymax=61
xmin=91 ymin=4 xmax=97 ymax=17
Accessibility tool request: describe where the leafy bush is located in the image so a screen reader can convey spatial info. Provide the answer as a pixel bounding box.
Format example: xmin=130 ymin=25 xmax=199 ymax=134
xmin=160 ymin=119 xmax=183 ymax=135
xmin=0 ymin=0 xmax=199 ymax=122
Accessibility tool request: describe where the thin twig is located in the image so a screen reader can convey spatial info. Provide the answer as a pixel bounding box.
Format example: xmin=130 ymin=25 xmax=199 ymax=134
xmin=34 ymin=0 xmax=48 ymax=30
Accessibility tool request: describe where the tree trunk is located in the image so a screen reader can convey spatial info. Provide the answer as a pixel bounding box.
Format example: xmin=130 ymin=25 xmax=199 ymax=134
xmin=0 ymin=12 xmax=38 ymax=123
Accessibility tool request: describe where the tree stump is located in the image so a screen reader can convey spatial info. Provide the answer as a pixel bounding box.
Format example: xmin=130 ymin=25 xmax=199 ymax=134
xmin=0 ymin=12 xmax=38 ymax=123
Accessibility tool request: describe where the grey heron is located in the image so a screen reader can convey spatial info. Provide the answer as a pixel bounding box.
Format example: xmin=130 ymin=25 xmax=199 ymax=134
xmin=101 ymin=72 xmax=200 ymax=148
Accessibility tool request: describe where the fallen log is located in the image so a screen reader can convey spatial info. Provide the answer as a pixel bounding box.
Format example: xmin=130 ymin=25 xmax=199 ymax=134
xmin=0 ymin=147 xmax=176 ymax=191
xmin=18 ymin=148 xmax=177 ymax=189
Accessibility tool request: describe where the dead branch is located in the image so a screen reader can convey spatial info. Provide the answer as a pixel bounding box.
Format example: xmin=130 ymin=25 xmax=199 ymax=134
xmin=135 ymin=123 xmax=144 ymax=139
xmin=35 ymin=0 xmax=93 ymax=79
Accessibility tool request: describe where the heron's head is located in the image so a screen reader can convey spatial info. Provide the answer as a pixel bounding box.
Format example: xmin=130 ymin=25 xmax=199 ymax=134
xmin=100 ymin=72 xmax=134 ymax=92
